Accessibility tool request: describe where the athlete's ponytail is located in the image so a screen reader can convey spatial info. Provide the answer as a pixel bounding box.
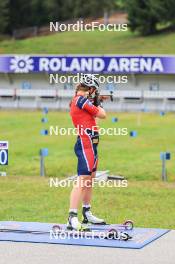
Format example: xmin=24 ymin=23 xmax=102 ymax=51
xmin=76 ymin=84 xmax=90 ymax=93
xmin=69 ymin=84 xmax=90 ymax=108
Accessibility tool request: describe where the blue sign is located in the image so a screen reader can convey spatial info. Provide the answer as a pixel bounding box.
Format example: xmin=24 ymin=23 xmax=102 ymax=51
xmin=0 ymin=55 xmax=175 ymax=74
xmin=0 ymin=141 xmax=8 ymax=165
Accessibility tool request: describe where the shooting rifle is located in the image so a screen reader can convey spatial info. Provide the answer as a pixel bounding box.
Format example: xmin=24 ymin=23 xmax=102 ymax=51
xmin=90 ymin=91 xmax=113 ymax=107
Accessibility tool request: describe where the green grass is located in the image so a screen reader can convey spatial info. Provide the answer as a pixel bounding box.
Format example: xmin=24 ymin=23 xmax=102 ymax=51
xmin=0 ymin=30 xmax=175 ymax=54
xmin=0 ymin=111 xmax=175 ymax=180
xmin=0 ymin=110 xmax=175 ymax=228
xmin=0 ymin=176 xmax=174 ymax=229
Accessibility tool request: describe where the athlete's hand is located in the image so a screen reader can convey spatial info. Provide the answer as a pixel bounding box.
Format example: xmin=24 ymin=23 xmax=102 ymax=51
xmin=93 ymin=95 xmax=101 ymax=107
xmin=96 ymin=106 xmax=106 ymax=119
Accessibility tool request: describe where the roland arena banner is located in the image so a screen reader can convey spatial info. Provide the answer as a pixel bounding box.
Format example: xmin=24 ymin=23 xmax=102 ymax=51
xmin=0 ymin=55 xmax=175 ymax=74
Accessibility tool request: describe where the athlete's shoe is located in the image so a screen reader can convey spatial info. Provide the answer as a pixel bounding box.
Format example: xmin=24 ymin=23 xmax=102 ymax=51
xmin=82 ymin=206 xmax=106 ymax=225
xmin=67 ymin=212 xmax=82 ymax=231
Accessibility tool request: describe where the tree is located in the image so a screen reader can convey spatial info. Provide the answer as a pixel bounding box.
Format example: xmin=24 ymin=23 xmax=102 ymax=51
xmin=115 ymin=0 xmax=125 ymax=10
xmin=74 ymin=0 xmax=115 ymax=18
xmin=59 ymin=0 xmax=75 ymax=20
xmin=150 ymin=0 xmax=175 ymax=25
xmin=31 ymin=0 xmax=48 ymax=26
xmin=125 ymin=0 xmax=158 ymax=35
xmin=125 ymin=0 xmax=175 ymax=35
xmin=3 ymin=0 xmax=117 ymax=34
xmin=0 ymin=0 xmax=9 ymax=33
xmin=43 ymin=0 xmax=64 ymax=22
xmin=8 ymin=0 xmax=33 ymax=32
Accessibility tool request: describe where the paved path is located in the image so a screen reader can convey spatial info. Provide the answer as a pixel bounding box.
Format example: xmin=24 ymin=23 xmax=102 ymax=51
xmin=0 ymin=231 xmax=174 ymax=264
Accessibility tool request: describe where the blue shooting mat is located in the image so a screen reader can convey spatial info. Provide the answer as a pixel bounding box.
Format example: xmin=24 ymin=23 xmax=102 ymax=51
xmin=0 ymin=221 xmax=170 ymax=249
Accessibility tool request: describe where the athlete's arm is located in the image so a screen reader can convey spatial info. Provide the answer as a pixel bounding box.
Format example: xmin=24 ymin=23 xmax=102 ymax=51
xmin=96 ymin=106 xmax=106 ymax=119
xmin=76 ymin=96 xmax=106 ymax=119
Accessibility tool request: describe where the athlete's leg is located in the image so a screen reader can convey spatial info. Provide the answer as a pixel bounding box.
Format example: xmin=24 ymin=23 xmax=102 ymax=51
xmin=82 ymin=171 xmax=105 ymax=224
xmin=82 ymin=156 xmax=98 ymax=204
xmin=69 ymin=175 xmax=91 ymax=209
xmin=68 ymin=175 xmax=92 ymax=230
xmin=69 ymin=135 xmax=100 ymax=229
xmin=82 ymin=171 xmax=95 ymax=205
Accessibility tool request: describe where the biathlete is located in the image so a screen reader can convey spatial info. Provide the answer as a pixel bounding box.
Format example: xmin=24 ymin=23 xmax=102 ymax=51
xmin=68 ymin=74 xmax=107 ymax=231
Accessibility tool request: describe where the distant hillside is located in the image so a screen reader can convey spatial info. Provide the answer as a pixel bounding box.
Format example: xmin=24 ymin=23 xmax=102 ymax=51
xmin=0 ymin=29 xmax=175 ymax=54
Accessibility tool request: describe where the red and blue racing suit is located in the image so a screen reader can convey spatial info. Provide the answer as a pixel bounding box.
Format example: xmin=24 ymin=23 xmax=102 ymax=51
xmin=70 ymin=95 xmax=99 ymax=176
